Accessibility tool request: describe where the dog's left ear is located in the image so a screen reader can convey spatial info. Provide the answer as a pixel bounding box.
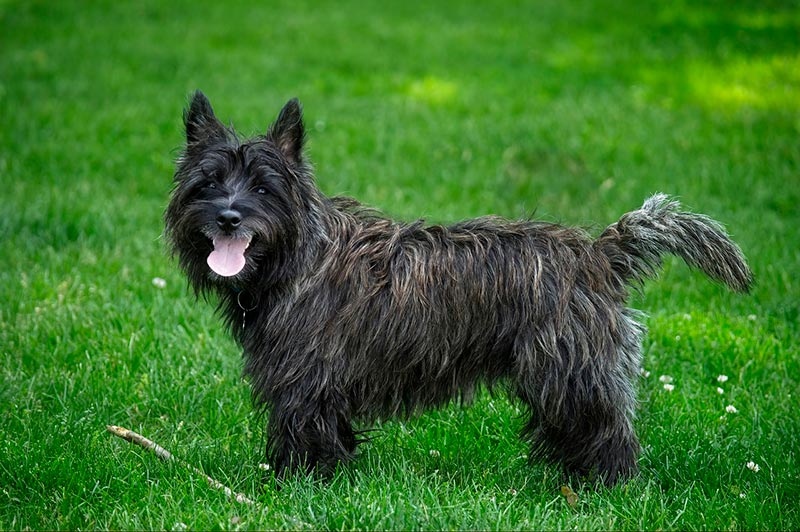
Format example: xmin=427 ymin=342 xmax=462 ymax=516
xmin=268 ymin=98 xmax=305 ymax=165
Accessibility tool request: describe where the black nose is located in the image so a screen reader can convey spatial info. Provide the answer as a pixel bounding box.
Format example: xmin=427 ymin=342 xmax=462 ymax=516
xmin=216 ymin=209 xmax=242 ymax=231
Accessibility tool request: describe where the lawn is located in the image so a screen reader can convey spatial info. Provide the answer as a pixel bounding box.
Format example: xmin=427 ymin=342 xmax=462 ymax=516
xmin=1 ymin=0 xmax=798 ymax=529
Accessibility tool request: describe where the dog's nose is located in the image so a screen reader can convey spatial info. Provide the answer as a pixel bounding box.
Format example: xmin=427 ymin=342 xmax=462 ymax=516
xmin=216 ymin=209 xmax=242 ymax=231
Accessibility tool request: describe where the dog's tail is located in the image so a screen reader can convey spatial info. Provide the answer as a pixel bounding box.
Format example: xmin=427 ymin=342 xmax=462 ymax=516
xmin=594 ymin=193 xmax=753 ymax=292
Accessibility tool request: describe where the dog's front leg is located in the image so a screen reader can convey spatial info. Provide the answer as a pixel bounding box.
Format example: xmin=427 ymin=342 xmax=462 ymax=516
xmin=265 ymin=371 xmax=357 ymax=478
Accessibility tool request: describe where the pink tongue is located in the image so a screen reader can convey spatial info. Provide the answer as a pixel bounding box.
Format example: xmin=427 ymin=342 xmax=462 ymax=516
xmin=207 ymin=236 xmax=251 ymax=277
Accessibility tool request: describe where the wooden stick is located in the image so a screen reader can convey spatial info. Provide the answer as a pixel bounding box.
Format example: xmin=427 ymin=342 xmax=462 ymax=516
xmin=107 ymin=424 xmax=255 ymax=506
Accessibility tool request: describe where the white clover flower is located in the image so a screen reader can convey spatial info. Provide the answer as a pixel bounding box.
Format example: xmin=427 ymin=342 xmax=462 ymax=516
xmin=739 ymin=492 xmax=746 ymax=499
xmin=717 ymin=375 xmax=729 ymax=383
xmin=429 ymin=449 xmax=440 ymax=458
xmin=641 ymin=369 xmax=651 ymax=378
xmin=663 ymin=383 xmax=675 ymax=392
xmin=152 ymin=277 xmax=167 ymax=289
xmin=725 ymin=405 xmax=738 ymax=414
xmin=747 ymin=314 xmax=757 ymax=321
xmin=716 ymin=387 xmax=724 ymax=395
xmin=659 ymin=375 xmax=673 ymax=383
xmin=746 ymin=461 xmax=760 ymax=473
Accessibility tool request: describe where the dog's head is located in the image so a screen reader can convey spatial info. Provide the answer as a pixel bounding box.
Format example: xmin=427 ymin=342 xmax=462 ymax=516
xmin=165 ymin=91 xmax=315 ymax=290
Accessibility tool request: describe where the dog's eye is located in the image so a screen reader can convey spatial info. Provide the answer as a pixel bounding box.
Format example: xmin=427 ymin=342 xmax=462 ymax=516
xmin=256 ymin=186 xmax=267 ymax=195
xmin=204 ymin=181 xmax=218 ymax=190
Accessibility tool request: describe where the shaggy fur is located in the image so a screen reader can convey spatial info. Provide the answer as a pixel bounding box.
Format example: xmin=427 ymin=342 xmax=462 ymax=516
xmin=164 ymin=91 xmax=753 ymax=485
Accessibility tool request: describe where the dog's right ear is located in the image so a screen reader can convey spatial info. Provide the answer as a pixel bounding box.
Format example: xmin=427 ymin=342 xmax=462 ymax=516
xmin=184 ymin=91 xmax=227 ymax=144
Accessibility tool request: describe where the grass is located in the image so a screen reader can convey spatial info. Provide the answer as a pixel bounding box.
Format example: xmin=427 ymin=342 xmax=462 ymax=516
xmin=1 ymin=0 xmax=798 ymax=529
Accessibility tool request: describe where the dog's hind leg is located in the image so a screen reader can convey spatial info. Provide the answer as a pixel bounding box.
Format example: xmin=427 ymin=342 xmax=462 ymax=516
xmin=514 ymin=318 xmax=643 ymax=485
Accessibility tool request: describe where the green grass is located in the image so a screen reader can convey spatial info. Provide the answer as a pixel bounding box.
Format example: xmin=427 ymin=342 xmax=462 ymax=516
xmin=1 ymin=0 xmax=798 ymax=529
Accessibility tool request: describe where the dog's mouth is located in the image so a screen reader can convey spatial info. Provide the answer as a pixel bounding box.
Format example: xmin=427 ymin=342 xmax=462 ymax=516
xmin=207 ymin=234 xmax=252 ymax=277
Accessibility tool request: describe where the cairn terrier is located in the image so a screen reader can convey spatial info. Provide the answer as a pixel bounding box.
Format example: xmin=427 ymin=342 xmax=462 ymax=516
xmin=165 ymin=91 xmax=752 ymax=485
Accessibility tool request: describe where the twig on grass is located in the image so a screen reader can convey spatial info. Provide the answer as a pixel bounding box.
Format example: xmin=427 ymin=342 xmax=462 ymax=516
xmin=106 ymin=424 xmax=255 ymax=506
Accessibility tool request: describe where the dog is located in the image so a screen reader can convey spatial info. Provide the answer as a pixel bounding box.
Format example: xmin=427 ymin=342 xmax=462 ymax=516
xmin=164 ymin=91 xmax=752 ymax=485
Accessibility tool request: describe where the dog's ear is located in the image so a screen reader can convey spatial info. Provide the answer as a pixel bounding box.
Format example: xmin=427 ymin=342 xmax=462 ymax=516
xmin=268 ymin=98 xmax=305 ymax=164
xmin=184 ymin=91 xmax=227 ymax=144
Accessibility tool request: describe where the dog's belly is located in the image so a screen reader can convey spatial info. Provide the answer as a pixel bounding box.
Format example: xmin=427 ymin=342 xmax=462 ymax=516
xmin=340 ymin=305 xmax=517 ymax=420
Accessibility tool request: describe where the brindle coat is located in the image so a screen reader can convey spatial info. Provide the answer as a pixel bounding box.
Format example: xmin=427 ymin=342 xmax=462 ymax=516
xmin=165 ymin=92 xmax=752 ymax=484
